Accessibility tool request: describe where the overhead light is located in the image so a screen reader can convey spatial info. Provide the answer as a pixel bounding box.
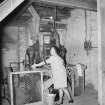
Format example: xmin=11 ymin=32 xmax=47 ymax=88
xmin=49 ymin=16 xmax=53 ymax=20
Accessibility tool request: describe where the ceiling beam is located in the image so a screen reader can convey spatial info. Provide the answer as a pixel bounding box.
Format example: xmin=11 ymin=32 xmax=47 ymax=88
xmin=12 ymin=0 xmax=32 ymax=21
xmin=31 ymin=0 xmax=97 ymax=11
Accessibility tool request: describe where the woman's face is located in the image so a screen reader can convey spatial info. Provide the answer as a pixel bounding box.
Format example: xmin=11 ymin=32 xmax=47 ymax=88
xmin=50 ymin=47 xmax=56 ymax=55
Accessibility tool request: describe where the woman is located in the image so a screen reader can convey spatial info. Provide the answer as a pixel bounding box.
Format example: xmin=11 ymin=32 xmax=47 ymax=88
xmin=31 ymin=46 xmax=73 ymax=104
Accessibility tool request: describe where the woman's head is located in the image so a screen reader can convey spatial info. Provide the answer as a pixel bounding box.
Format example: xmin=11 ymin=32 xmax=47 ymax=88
xmin=50 ymin=46 xmax=59 ymax=56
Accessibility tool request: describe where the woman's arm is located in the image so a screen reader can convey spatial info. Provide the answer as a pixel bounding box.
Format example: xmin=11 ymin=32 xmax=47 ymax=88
xmin=31 ymin=61 xmax=45 ymax=68
xmin=31 ymin=56 xmax=52 ymax=68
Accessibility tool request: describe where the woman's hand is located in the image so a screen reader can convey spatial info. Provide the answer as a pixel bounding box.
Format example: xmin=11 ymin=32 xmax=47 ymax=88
xmin=31 ymin=61 xmax=45 ymax=69
xmin=31 ymin=63 xmax=37 ymax=69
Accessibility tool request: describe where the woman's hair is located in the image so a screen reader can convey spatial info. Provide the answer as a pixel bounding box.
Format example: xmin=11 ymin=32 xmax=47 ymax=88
xmin=50 ymin=45 xmax=60 ymax=55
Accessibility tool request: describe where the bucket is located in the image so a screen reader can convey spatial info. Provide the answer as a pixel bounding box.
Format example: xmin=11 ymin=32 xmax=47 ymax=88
xmin=46 ymin=93 xmax=56 ymax=105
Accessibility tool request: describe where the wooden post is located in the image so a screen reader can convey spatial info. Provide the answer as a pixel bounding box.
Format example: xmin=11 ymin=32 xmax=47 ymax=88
xmin=97 ymin=0 xmax=102 ymax=105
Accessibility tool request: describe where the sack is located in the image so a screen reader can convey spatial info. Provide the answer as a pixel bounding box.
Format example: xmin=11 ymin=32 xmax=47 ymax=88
xmin=51 ymin=89 xmax=59 ymax=101
xmin=49 ymin=84 xmax=59 ymax=101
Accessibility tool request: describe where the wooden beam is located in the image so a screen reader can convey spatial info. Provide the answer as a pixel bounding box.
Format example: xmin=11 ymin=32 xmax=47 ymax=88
xmin=12 ymin=0 xmax=32 ymax=21
xmin=0 ymin=0 xmax=25 ymax=22
xmin=31 ymin=0 xmax=97 ymax=11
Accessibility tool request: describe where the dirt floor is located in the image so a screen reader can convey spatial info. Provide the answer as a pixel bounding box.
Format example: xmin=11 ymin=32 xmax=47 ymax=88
xmin=2 ymin=84 xmax=98 ymax=105
xmin=62 ymin=85 xmax=98 ymax=105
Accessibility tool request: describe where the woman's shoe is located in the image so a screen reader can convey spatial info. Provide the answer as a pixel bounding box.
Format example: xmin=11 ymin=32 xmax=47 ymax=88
xmin=55 ymin=103 xmax=59 ymax=105
xmin=69 ymin=100 xmax=74 ymax=103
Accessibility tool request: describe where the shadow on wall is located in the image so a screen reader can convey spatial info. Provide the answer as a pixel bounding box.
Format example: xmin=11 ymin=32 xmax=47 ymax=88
xmin=85 ymin=83 xmax=98 ymax=98
xmin=75 ymin=82 xmax=98 ymax=97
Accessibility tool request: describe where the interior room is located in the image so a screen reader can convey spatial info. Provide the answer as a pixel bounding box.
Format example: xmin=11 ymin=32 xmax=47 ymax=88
xmin=1 ymin=0 xmax=104 ymax=105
